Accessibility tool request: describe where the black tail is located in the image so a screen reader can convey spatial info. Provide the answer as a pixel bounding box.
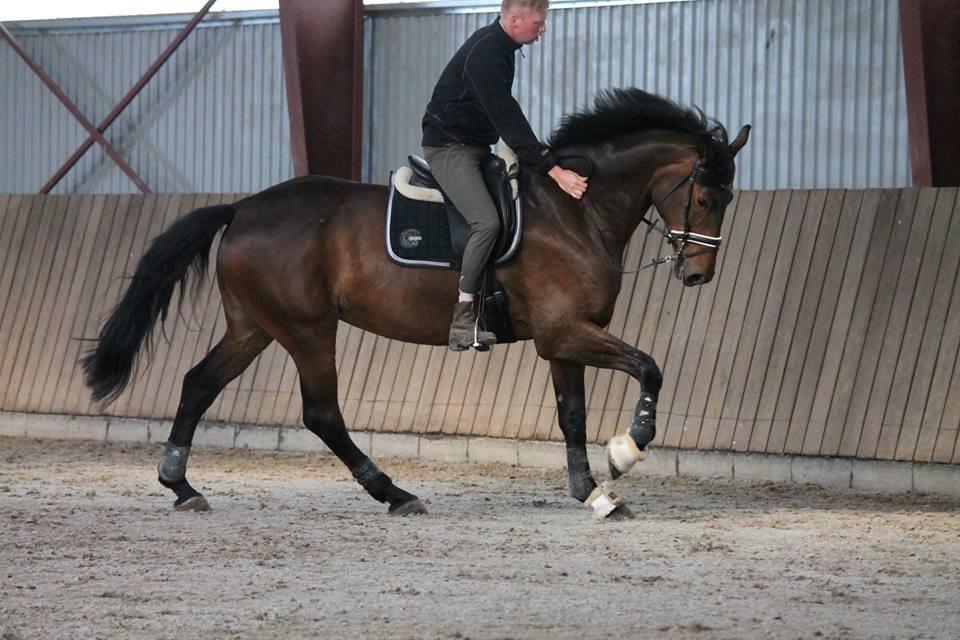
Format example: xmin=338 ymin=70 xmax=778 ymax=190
xmin=82 ymin=204 xmax=236 ymax=404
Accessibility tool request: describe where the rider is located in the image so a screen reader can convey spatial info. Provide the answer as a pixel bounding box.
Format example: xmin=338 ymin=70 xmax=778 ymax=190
xmin=422 ymin=0 xmax=588 ymax=351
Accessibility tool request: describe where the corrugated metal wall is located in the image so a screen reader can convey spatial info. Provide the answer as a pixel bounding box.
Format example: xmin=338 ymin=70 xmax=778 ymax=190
xmin=1 ymin=189 xmax=958 ymax=463
xmin=1 ymin=15 xmax=292 ymax=193
xmin=3 ymin=0 xmax=910 ymax=193
xmin=365 ymin=0 xmax=910 ymax=189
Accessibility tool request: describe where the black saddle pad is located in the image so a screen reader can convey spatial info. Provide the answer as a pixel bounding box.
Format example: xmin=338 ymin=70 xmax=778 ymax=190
xmin=385 ymin=183 xmax=521 ymax=270
xmin=386 ymin=186 xmax=460 ymax=268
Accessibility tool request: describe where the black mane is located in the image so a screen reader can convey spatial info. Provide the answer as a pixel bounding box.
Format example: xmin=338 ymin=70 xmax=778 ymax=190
xmin=549 ymin=88 xmax=728 ymax=150
xmin=549 ymin=88 xmax=733 ymax=185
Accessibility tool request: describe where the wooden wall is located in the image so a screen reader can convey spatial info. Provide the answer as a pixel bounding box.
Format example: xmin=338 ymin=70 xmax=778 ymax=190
xmin=0 ymin=190 xmax=958 ymax=464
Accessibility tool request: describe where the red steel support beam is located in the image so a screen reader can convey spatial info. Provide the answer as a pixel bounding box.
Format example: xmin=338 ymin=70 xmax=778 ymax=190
xmin=0 ymin=23 xmax=151 ymax=193
xmin=279 ymin=0 xmax=364 ymax=180
xmin=39 ymin=0 xmax=218 ymax=194
xmin=899 ymin=0 xmax=960 ymax=187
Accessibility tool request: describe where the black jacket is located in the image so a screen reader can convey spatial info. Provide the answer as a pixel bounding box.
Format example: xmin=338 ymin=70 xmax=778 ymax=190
xmin=421 ymin=18 xmax=557 ymax=175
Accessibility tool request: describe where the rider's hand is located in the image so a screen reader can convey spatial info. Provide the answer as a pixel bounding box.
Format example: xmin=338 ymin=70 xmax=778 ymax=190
xmin=548 ymin=166 xmax=588 ymax=199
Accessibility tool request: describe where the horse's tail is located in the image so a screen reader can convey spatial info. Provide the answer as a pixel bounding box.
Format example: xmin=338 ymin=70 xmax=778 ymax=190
xmin=82 ymin=203 xmax=236 ymax=404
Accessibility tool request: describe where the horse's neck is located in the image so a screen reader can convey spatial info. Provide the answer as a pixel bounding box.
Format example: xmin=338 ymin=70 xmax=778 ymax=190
xmin=521 ymin=139 xmax=692 ymax=265
xmin=584 ymin=139 xmax=695 ymax=252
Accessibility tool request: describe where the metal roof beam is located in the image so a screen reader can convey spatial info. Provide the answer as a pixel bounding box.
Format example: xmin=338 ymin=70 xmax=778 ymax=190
xmin=279 ymin=0 xmax=364 ymax=180
xmin=899 ymin=0 xmax=960 ymax=187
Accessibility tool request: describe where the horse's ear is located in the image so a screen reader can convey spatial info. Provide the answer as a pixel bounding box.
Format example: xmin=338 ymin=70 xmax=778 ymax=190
xmin=729 ymin=124 xmax=751 ymax=156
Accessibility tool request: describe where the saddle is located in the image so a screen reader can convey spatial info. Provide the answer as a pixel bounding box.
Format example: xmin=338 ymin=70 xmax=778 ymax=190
xmin=385 ymin=147 xmax=521 ymax=346
xmin=386 ymin=147 xmax=521 ymax=269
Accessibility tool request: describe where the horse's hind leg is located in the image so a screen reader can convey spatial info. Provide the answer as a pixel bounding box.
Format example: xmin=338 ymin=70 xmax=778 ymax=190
xmin=292 ymin=327 xmax=427 ymax=516
xmin=158 ymin=322 xmax=272 ymax=510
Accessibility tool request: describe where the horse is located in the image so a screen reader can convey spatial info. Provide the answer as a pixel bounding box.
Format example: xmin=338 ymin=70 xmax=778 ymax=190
xmin=82 ymin=88 xmax=750 ymax=520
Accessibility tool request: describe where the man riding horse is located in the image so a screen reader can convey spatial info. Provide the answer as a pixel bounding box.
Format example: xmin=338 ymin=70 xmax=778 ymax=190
xmin=422 ymin=0 xmax=589 ymax=350
xmin=83 ymin=0 xmax=750 ymax=516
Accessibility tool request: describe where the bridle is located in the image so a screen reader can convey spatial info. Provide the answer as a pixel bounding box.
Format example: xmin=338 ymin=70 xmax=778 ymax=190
xmin=638 ymin=158 xmax=725 ymax=271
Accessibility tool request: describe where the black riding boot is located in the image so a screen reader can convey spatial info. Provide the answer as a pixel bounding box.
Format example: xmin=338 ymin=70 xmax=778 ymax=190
xmin=449 ymin=301 xmax=497 ymax=351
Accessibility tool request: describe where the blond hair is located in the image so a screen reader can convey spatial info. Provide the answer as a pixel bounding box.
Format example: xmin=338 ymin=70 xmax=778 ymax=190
xmin=501 ymin=0 xmax=550 ymax=15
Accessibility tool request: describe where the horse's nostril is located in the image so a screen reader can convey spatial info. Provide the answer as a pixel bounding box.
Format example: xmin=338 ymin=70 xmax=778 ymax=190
xmin=684 ymin=273 xmax=706 ymax=287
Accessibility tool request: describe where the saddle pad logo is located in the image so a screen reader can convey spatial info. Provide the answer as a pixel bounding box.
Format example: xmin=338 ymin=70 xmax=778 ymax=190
xmin=399 ymin=228 xmax=423 ymax=249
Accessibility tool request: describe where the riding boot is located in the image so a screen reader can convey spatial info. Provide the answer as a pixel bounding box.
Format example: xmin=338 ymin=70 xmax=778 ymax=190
xmin=449 ymin=301 xmax=497 ymax=351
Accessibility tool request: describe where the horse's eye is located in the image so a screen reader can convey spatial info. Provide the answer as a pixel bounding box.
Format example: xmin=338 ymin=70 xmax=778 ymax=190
xmin=697 ymin=197 xmax=710 ymax=209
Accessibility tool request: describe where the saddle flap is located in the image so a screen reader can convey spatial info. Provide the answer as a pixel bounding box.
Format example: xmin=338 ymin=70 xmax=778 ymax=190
xmin=481 ymin=155 xmax=517 ymax=259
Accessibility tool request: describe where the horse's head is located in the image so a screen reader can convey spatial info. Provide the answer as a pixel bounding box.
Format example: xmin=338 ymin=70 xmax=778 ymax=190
xmin=651 ymin=124 xmax=751 ymax=286
xmin=549 ymin=89 xmax=751 ymax=286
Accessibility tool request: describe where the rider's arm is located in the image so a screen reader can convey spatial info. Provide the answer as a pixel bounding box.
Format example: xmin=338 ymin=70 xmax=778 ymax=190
xmin=463 ymin=42 xmax=587 ymax=198
xmin=463 ymin=46 xmax=556 ymax=175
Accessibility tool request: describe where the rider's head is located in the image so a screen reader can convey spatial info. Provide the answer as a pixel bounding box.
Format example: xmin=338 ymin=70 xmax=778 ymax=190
xmin=501 ymin=0 xmax=549 ymax=45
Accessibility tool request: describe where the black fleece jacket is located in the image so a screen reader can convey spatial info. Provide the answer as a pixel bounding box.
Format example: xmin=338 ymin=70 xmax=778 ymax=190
xmin=421 ymin=18 xmax=557 ymax=175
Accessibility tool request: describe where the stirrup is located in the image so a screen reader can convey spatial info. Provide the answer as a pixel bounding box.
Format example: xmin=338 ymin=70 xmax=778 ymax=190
xmin=472 ymin=321 xmax=494 ymax=351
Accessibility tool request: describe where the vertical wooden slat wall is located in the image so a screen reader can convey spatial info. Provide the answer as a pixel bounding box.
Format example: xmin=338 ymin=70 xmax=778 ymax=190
xmin=0 ymin=190 xmax=958 ymax=464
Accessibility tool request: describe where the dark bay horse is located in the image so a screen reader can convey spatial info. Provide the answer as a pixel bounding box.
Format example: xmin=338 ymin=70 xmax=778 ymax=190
xmin=83 ymin=89 xmax=749 ymax=519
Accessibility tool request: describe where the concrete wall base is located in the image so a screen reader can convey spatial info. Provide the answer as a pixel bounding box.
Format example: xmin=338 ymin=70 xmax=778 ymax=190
xmin=1 ymin=411 xmax=957 ymax=499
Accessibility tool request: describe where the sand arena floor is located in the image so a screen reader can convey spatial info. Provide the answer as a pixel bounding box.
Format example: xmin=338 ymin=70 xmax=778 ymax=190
xmin=1 ymin=436 xmax=959 ymax=639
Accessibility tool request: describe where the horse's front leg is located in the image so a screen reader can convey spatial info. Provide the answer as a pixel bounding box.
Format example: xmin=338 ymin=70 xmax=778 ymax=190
xmin=539 ymin=321 xmax=661 ymax=481
xmin=550 ymin=360 xmax=635 ymax=520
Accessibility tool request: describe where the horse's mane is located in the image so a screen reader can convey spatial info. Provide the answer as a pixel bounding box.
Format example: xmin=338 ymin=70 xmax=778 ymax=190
xmin=549 ymin=88 xmax=729 ymax=151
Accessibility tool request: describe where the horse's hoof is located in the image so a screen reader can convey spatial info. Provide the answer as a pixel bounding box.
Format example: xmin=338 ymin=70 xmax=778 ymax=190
xmin=389 ymin=498 xmax=428 ymax=516
xmin=605 ymin=503 xmax=635 ymax=520
xmin=174 ymin=495 xmax=211 ymax=512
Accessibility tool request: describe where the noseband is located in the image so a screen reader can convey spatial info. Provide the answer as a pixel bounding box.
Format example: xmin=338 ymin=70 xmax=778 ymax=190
xmin=639 ymin=159 xmax=724 ymax=270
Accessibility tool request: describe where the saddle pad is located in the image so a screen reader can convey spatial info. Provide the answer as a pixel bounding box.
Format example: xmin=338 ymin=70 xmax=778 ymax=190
xmin=386 ymin=168 xmax=523 ymax=270
xmin=386 ymin=178 xmax=460 ymax=268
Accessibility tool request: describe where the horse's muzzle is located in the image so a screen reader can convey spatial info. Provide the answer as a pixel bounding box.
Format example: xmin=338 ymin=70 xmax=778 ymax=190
xmin=674 ymin=262 xmax=714 ymax=287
